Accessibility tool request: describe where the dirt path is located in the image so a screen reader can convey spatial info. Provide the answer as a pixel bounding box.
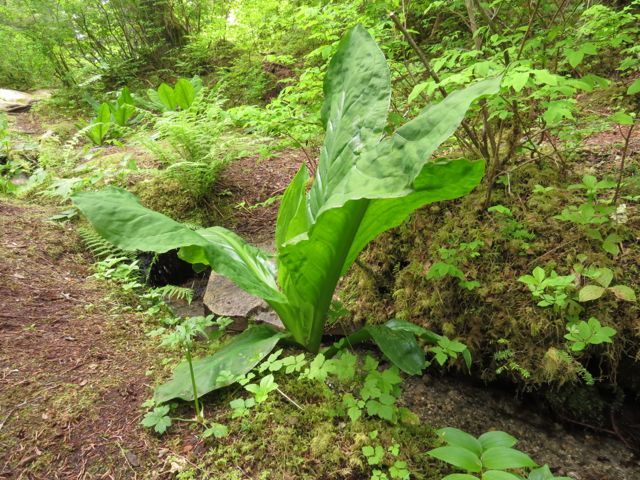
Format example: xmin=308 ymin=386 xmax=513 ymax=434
xmin=0 ymin=201 xmax=159 ymax=479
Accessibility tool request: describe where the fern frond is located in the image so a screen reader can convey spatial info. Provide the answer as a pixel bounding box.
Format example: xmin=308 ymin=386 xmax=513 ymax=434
xmin=151 ymin=284 xmax=194 ymax=304
xmin=78 ymin=226 xmax=132 ymax=260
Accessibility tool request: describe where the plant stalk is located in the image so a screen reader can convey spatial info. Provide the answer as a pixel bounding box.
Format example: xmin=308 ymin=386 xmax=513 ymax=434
xmin=185 ymin=347 xmax=202 ymax=422
xmin=613 ymin=122 xmax=635 ymax=205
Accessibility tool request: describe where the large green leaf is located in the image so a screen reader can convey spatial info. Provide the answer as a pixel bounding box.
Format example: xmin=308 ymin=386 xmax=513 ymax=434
xmin=117 ymin=86 xmax=134 ymax=106
xmin=72 ymin=187 xmax=285 ymax=303
xmin=157 ymin=83 xmax=177 ymax=110
xmin=277 ymin=75 xmax=498 ymax=350
xmin=111 ymin=102 xmax=135 ymax=126
xmin=174 ymin=78 xmax=195 ymax=110
xmin=308 ymin=25 xmax=391 ymax=220
xmin=366 ymin=325 xmax=425 ymax=375
xmin=428 ymin=446 xmax=483 ymax=472
xmin=326 ymin=321 xmax=425 ymax=375
xmin=154 ymin=325 xmax=285 ymax=403
xmin=86 ymin=102 xmax=111 ymax=145
xmin=275 ymin=165 xmax=310 ymax=248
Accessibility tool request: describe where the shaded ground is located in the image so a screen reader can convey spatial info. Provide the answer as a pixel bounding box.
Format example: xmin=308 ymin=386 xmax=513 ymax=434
xmin=403 ymin=375 xmax=640 ymax=480
xmin=0 ymin=201 xmax=159 ymax=479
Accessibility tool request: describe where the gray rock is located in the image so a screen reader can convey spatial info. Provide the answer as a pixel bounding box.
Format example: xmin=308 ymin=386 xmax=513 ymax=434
xmin=0 ymin=89 xmax=50 ymax=112
xmin=203 ymin=272 xmax=284 ymax=331
xmin=0 ymin=89 xmax=35 ymax=112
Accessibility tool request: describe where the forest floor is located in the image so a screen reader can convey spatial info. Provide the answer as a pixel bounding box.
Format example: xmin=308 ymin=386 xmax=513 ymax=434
xmin=0 ymin=201 xmax=162 ymax=478
xmin=1 ymin=109 xmax=640 ymax=479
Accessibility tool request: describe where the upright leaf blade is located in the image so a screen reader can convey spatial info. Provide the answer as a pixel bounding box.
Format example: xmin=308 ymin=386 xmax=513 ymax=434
xmin=174 ymin=78 xmax=195 ymax=110
xmin=157 ymin=83 xmax=177 ymax=110
xmin=308 ymin=24 xmax=391 ymax=220
xmin=276 ymin=165 xmax=310 ymax=247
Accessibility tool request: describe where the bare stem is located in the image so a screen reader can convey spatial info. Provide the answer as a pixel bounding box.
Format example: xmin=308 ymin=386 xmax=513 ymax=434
xmin=276 ymin=387 xmax=304 ymax=411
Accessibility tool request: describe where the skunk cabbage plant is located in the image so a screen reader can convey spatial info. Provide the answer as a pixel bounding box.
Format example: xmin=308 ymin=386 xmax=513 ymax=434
xmin=73 ymin=26 xmax=499 ymax=402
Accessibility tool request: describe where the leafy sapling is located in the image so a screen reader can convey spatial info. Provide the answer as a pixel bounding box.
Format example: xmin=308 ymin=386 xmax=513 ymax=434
xmin=244 ymin=374 xmax=278 ymax=403
xmin=428 ymin=428 xmax=539 ymax=479
xmin=427 ymin=241 xmax=484 ymax=291
xmin=488 ymin=205 xmax=536 ymax=252
xmin=568 ymin=174 xmax=616 ymax=203
xmin=159 ymin=315 xmax=219 ymax=422
xmin=565 ymin=317 xmax=616 ymax=352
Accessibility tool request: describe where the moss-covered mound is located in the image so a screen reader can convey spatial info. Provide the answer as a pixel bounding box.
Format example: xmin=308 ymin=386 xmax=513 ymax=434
xmin=343 ymin=157 xmax=639 ymax=406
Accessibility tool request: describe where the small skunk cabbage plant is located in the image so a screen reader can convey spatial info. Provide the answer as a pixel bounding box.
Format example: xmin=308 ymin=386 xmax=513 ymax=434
xmin=73 ymin=26 xmax=499 ymax=403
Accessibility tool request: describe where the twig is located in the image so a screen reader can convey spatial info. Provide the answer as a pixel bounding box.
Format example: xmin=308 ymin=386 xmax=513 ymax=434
xmin=276 ymin=387 xmax=303 ymax=411
xmin=389 ymin=11 xmax=486 ymax=159
xmin=613 ymin=122 xmax=635 ymax=204
xmin=0 ymin=400 xmax=27 ymax=432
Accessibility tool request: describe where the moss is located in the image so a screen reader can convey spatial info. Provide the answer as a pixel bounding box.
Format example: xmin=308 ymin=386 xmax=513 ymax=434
xmin=342 ymin=157 xmax=640 ymax=399
xmin=132 ymin=175 xmax=221 ymax=225
xmin=171 ymin=369 xmax=441 ymax=480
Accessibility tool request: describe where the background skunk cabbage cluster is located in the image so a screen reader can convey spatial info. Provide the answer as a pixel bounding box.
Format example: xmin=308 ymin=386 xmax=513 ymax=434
xmin=73 ymin=25 xmax=499 ymax=402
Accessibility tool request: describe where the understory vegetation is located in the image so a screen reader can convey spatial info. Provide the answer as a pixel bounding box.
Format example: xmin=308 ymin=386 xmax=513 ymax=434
xmin=1 ymin=0 xmax=639 ymax=478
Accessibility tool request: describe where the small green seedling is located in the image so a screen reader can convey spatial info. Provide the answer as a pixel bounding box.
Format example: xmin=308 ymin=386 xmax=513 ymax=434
xmin=565 ymin=317 xmax=616 ymax=352
xmin=430 ymin=336 xmax=471 ymax=368
xmin=244 ymin=374 xmax=278 ymax=403
xmin=141 ymin=405 xmax=172 ymax=434
xmin=363 ymin=444 xmax=385 ymax=466
xmin=518 ymin=267 xmax=575 ymax=309
xmin=229 ymin=397 xmax=256 ymax=418
xmin=568 ymin=174 xmax=616 ymax=202
xmin=160 ymin=315 xmax=220 ymax=422
xmin=427 ymin=240 xmax=484 ymax=290
xmin=202 ymin=422 xmax=228 ymax=439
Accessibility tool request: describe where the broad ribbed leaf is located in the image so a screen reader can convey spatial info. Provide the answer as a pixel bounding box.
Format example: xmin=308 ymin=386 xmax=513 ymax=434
xmin=174 ymin=78 xmax=195 ymax=110
xmin=428 ymin=446 xmax=482 ymax=472
xmin=309 ymin=24 xmax=391 ymax=220
xmin=179 ymin=227 xmax=284 ymax=302
xmin=481 ymin=447 xmax=537 ymax=470
xmin=97 ymin=101 xmax=111 ymax=125
xmin=341 ymin=158 xmax=485 ymax=272
xmin=438 ymin=427 xmax=482 ymax=456
xmin=72 ymin=187 xmax=285 ymax=303
xmin=157 ymin=83 xmax=176 ymax=110
xmin=319 ymin=76 xmax=500 ymax=214
xmin=366 ymin=325 xmax=425 ymax=375
xmin=154 ymin=325 xmax=285 ymax=402
xmin=111 ymin=103 xmax=135 ymax=126
xmin=118 ymin=86 xmax=134 ymax=106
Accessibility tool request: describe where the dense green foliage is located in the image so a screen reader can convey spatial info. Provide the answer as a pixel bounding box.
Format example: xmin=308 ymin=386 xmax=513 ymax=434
xmin=1 ymin=0 xmax=639 ymax=477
